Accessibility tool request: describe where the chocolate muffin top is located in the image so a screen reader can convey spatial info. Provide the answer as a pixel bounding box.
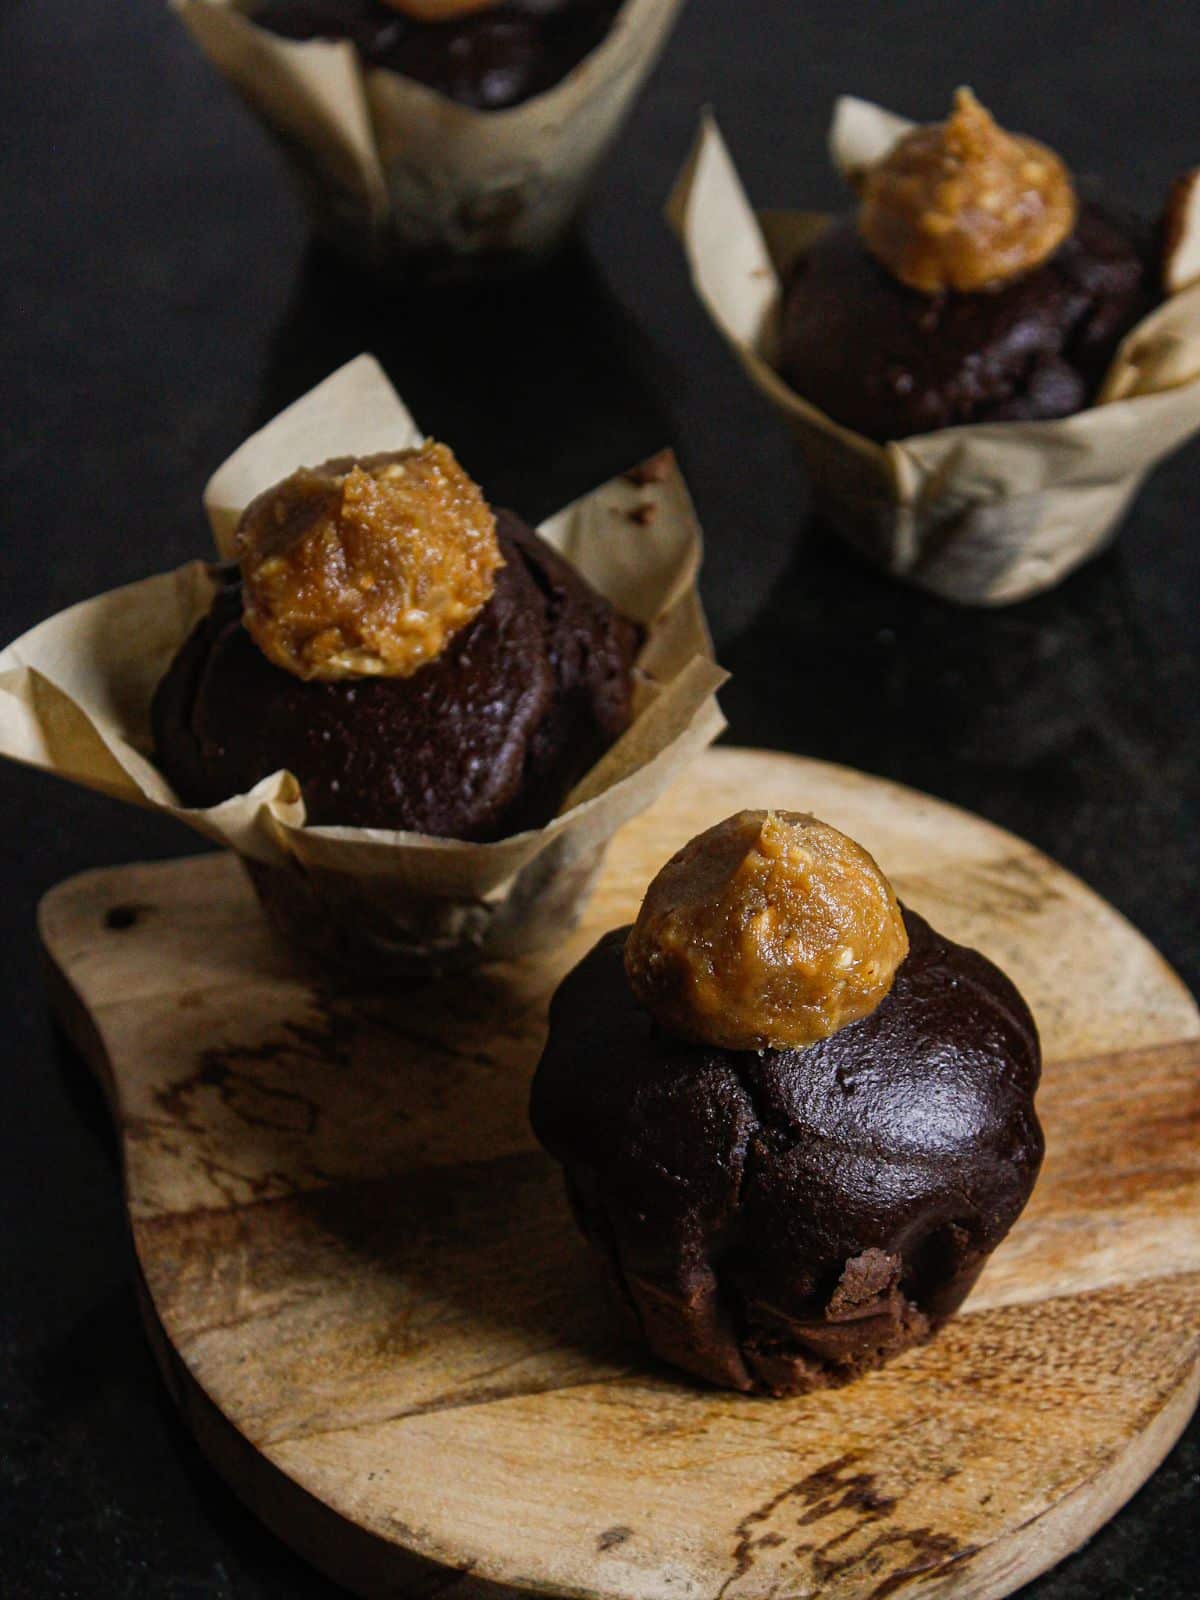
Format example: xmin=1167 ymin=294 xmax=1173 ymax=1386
xmin=251 ymin=0 xmax=624 ymax=111
xmin=152 ymin=510 xmax=640 ymax=839
xmin=779 ymin=203 xmax=1154 ymax=442
xmin=530 ymin=906 xmax=1043 ymax=1394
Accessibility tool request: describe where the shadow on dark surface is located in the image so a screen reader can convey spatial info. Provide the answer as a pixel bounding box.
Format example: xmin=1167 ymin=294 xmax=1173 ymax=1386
xmin=718 ymin=511 xmax=1185 ymax=887
xmin=5 ymin=1285 xmax=342 ymax=1600
xmin=253 ymin=237 xmax=677 ymax=523
xmin=12 ymin=1026 xmax=349 ymax=1600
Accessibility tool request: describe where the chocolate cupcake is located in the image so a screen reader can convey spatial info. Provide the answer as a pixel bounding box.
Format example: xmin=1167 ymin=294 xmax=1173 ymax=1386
xmin=251 ymin=0 xmax=625 ymax=112
xmin=779 ymin=92 xmax=1156 ymax=442
xmin=0 ymin=357 xmax=722 ymax=975
xmin=531 ymin=810 xmax=1043 ymax=1394
xmin=670 ymin=100 xmax=1200 ymax=604
xmin=153 ymin=445 xmax=640 ymax=840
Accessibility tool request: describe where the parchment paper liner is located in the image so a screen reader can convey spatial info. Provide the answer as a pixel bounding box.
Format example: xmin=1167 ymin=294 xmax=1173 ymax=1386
xmin=173 ymin=0 xmax=685 ymax=274
xmin=668 ymin=103 xmax=1200 ymax=606
xmin=0 ymin=356 xmax=725 ymax=973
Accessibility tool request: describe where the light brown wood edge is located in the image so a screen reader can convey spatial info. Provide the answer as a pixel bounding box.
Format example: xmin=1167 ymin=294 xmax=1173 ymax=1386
xmin=37 ymin=891 xmax=1200 ymax=1600
xmin=927 ymin=1359 xmax=1200 ymax=1599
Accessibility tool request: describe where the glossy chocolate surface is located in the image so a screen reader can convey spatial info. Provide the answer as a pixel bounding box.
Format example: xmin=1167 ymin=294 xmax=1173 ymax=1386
xmin=251 ymin=0 xmax=624 ymax=110
xmin=152 ymin=511 xmax=639 ymax=838
xmin=780 ymin=202 xmax=1154 ymax=441
xmin=531 ymin=908 xmax=1043 ymax=1394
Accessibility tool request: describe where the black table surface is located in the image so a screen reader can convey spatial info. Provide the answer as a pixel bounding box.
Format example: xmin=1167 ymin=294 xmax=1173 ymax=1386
xmin=2 ymin=2 xmax=1198 ymax=1595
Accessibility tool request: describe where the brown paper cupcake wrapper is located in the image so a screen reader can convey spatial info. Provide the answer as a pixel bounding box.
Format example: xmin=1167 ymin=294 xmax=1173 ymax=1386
xmin=172 ymin=0 xmax=686 ymax=272
xmin=0 ymin=356 xmax=725 ymax=973
xmin=668 ymin=105 xmax=1200 ymax=606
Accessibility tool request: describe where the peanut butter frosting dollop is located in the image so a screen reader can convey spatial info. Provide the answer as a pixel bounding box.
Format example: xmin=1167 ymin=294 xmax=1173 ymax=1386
xmin=235 ymin=443 xmax=503 ymax=683
xmin=624 ymin=810 xmax=910 ymax=1052
xmin=858 ymin=88 xmax=1077 ymax=294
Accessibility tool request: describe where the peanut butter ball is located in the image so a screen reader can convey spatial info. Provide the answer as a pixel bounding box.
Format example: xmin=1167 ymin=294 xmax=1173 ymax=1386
xmin=624 ymin=810 xmax=909 ymax=1052
xmin=236 ymin=443 xmax=503 ymax=682
xmin=859 ymin=88 xmax=1077 ymax=293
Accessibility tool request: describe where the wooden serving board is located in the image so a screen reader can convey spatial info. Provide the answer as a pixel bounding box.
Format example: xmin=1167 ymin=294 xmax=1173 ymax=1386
xmin=40 ymin=748 xmax=1200 ymax=1600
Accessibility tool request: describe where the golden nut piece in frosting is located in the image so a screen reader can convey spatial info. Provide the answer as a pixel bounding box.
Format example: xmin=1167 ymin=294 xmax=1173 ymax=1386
xmin=381 ymin=0 xmax=501 ymax=20
xmin=624 ymin=810 xmax=910 ymax=1052
xmin=236 ymin=443 xmax=503 ymax=682
xmin=859 ymin=88 xmax=1077 ymax=294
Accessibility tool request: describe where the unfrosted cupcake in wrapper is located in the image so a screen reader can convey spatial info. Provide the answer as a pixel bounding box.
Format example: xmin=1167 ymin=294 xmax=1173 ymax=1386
xmin=669 ymin=95 xmax=1200 ymax=606
xmin=0 ymin=357 xmax=725 ymax=974
xmin=172 ymin=0 xmax=686 ymax=276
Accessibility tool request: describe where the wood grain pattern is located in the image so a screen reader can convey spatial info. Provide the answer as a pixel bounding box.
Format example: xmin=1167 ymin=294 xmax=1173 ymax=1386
xmin=40 ymin=748 xmax=1200 ymax=1600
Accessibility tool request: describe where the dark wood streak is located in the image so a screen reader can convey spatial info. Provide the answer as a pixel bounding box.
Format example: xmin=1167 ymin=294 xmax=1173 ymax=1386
xmin=147 ymin=978 xmax=539 ymax=1153
xmin=717 ymin=1453 xmax=976 ymax=1600
xmin=265 ymin=1372 xmax=642 ymax=1446
xmin=897 ymin=854 xmax=1065 ymax=918
xmin=717 ymin=1454 xmax=874 ymax=1600
xmin=863 ymin=1532 xmax=979 ymax=1599
xmin=157 ymin=1049 xmax=321 ymax=1137
xmin=104 ymin=901 xmax=151 ymax=930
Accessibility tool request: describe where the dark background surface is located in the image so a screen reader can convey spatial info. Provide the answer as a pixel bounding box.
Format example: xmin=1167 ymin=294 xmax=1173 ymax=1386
xmin=1 ymin=1 xmax=1198 ymax=1595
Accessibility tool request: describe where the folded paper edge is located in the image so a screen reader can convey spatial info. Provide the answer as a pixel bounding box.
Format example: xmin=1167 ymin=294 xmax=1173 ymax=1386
xmin=204 ymin=355 xmax=423 ymax=555
xmin=172 ymin=0 xmax=389 ymax=213
xmin=828 ymin=95 xmax=914 ymax=185
xmin=666 ymin=109 xmax=782 ymax=356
